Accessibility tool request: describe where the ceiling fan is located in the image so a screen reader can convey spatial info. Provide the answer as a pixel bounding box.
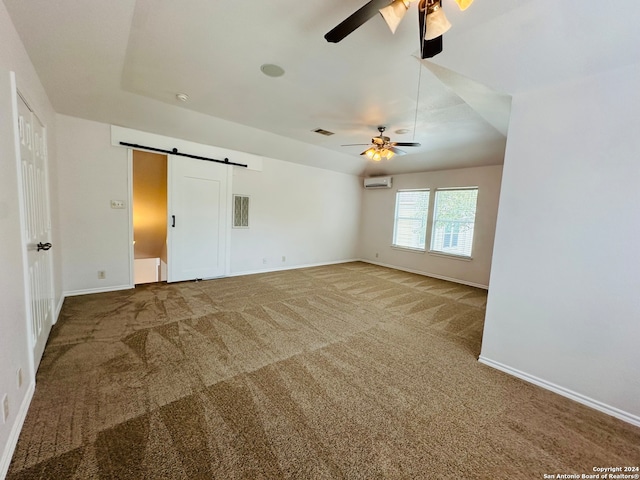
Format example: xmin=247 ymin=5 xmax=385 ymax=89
xmin=324 ymin=0 xmax=473 ymax=58
xmin=342 ymin=126 xmax=421 ymax=161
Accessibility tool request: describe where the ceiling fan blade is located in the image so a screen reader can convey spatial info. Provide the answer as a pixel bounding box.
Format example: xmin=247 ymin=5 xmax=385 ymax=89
xmin=342 ymin=143 xmax=372 ymax=146
xmin=421 ymin=36 xmax=442 ymax=58
xmin=389 ymin=147 xmax=407 ymax=155
xmin=360 ymin=149 xmax=372 ymax=156
xmin=324 ymin=0 xmax=393 ymax=43
xmin=392 ymin=142 xmax=421 ymax=147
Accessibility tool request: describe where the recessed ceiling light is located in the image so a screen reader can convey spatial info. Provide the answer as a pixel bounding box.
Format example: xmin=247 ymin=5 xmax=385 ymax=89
xmin=260 ymin=64 xmax=285 ymax=78
xmin=395 ymin=128 xmax=410 ymax=134
xmin=176 ymin=93 xmax=189 ymax=102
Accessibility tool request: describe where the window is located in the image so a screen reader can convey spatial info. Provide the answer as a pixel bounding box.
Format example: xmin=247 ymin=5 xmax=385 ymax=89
xmin=232 ymin=195 xmax=249 ymax=228
xmin=430 ymin=188 xmax=478 ymax=257
xmin=392 ymin=189 xmax=430 ymax=250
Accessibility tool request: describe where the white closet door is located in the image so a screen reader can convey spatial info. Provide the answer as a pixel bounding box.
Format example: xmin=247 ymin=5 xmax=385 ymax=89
xmin=167 ymin=155 xmax=230 ymax=282
xmin=16 ymin=88 xmax=54 ymax=368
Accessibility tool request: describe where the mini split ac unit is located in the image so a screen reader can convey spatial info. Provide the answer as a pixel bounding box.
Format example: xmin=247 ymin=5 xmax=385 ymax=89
xmin=363 ymin=176 xmax=392 ymax=189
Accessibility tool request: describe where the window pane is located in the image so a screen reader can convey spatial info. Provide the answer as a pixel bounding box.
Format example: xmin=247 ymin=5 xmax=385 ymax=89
xmin=430 ymin=188 xmax=478 ymax=257
xmin=393 ymin=190 xmax=429 ymax=249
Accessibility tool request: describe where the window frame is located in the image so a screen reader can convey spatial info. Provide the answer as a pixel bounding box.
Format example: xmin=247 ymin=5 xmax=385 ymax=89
xmin=428 ymin=187 xmax=479 ymax=259
xmin=391 ymin=188 xmax=430 ymax=252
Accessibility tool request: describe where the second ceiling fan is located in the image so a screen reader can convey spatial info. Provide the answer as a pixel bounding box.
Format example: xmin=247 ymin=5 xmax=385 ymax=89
xmin=324 ymin=0 xmax=473 ymax=58
xmin=343 ymin=126 xmax=421 ymax=161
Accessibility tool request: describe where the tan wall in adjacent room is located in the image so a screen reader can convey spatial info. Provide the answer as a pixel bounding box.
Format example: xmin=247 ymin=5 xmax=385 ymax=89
xmin=133 ymin=151 xmax=167 ymax=259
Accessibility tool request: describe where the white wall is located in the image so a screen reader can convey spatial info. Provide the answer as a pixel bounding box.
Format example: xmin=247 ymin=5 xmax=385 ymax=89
xmin=0 ymin=3 xmax=61 ymax=476
xmin=57 ymin=115 xmax=131 ymax=294
xmin=481 ymin=63 xmax=640 ymax=425
xmin=230 ymin=159 xmax=361 ymax=275
xmin=359 ymin=165 xmax=503 ymax=288
xmin=58 ymin=115 xmax=362 ymax=292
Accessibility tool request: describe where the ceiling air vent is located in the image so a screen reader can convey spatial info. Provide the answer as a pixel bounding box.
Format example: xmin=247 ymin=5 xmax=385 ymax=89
xmin=312 ymin=128 xmax=335 ymax=136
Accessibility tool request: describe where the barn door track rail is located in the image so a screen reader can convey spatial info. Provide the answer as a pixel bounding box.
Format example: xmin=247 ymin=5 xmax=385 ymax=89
xmin=120 ymin=142 xmax=248 ymax=168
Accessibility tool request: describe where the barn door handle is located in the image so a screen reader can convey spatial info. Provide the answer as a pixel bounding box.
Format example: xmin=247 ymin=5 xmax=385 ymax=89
xmin=37 ymin=242 xmax=52 ymax=252
xmin=171 ymin=215 xmax=176 ymax=227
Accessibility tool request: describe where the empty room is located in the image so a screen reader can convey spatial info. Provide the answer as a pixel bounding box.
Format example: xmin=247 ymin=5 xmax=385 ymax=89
xmin=1 ymin=1 xmax=639 ymax=478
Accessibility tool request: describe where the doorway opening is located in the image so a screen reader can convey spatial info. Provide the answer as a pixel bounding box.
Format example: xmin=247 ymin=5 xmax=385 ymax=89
xmin=132 ymin=150 xmax=167 ymax=284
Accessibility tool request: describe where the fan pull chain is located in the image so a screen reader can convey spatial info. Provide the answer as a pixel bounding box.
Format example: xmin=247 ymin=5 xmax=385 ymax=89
xmin=419 ymin=0 xmax=428 ymax=58
xmin=413 ymin=58 xmax=423 ymax=142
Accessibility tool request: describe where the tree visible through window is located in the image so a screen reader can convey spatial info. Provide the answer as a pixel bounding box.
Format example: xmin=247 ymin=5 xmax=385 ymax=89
xmin=430 ymin=188 xmax=478 ymax=257
xmin=393 ymin=190 xmax=430 ymax=250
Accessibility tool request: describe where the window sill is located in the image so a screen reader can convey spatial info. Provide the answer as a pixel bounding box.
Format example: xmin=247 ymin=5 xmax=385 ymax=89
xmin=428 ymin=250 xmax=473 ymax=261
xmin=391 ymin=245 xmax=426 ymax=254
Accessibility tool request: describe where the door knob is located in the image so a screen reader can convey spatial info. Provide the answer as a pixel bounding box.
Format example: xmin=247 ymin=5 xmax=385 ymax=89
xmin=37 ymin=242 xmax=52 ymax=252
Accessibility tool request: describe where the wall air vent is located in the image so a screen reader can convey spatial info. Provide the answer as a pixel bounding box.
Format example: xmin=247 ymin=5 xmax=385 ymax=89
xmin=233 ymin=195 xmax=250 ymax=228
xmin=312 ymin=128 xmax=335 ymax=136
xmin=363 ymin=176 xmax=393 ymax=189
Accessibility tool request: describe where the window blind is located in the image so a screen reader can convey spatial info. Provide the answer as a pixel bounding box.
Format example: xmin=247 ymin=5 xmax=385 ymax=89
xmin=392 ymin=190 xmax=430 ymax=250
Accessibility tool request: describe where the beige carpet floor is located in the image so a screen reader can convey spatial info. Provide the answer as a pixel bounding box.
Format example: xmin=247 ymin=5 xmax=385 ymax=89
xmin=7 ymin=262 xmax=640 ymax=479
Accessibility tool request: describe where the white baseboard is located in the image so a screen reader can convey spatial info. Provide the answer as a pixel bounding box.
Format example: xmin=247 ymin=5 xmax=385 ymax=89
xmin=64 ymin=284 xmax=133 ymax=297
xmin=63 ymin=260 xmax=484 ymax=292
xmin=53 ymin=293 xmax=64 ymax=325
xmin=0 ymin=381 xmax=35 ymax=479
xmin=359 ymin=259 xmax=489 ymax=289
xmin=478 ymin=356 xmax=640 ymax=427
xmin=228 ymin=259 xmax=361 ymax=278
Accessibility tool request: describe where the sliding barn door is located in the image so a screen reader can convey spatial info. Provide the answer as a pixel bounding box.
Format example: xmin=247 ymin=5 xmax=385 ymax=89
xmin=167 ymin=155 xmax=229 ymax=282
xmin=16 ymin=88 xmax=54 ymax=368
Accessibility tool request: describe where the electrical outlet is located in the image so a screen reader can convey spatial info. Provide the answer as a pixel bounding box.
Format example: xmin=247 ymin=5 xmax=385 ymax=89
xmin=17 ymin=368 xmax=22 ymax=388
xmin=110 ymin=200 xmax=125 ymax=209
xmin=282 ymin=256 xmax=286 ymax=262
xmin=98 ymin=270 xmax=106 ymax=279
xmin=262 ymin=258 xmax=267 ymax=264
xmin=2 ymin=394 xmax=8 ymax=423
xmin=375 ymin=253 xmax=379 ymax=258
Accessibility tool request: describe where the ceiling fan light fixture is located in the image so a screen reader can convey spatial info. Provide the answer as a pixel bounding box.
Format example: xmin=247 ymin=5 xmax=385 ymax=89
xmin=453 ymin=0 xmax=474 ymax=11
xmin=380 ymin=148 xmax=395 ymax=160
xmin=379 ymin=0 xmax=410 ymax=34
xmin=424 ymin=2 xmax=451 ymax=40
xmin=364 ymin=146 xmax=395 ymax=161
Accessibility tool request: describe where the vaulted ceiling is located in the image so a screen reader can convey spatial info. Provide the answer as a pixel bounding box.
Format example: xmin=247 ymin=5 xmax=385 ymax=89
xmin=5 ymin=1 xmax=639 ymax=175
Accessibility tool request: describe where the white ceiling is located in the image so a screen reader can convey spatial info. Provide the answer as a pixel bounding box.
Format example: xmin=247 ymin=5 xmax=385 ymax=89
xmin=5 ymin=0 xmax=640 ymax=176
